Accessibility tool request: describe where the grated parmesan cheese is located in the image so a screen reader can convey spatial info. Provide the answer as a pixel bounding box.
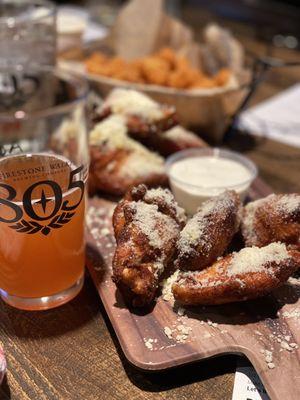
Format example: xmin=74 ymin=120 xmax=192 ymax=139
xmin=89 ymin=115 xmax=128 ymax=147
xmin=242 ymin=197 xmax=266 ymax=244
xmin=227 ymin=242 xmax=289 ymax=276
xmin=163 ymin=125 xmax=199 ymax=141
xmin=177 ymin=192 xmax=238 ymax=257
xmin=161 ymin=270 xmax=179 ymax=302
xmin=130 ymin=201 xmax=178 ymax=250
xmin=89 ymin=114 xmax=165 ymax=178
xmin=276 ymin=194 xmax=300 ymax=214
xmin=103 ymin=88 xmax=164 ymax=121
xmin=144 ymin=187 xmax=186 ymax=225
xmin=119 ymin=151 xmax=164 ymax=178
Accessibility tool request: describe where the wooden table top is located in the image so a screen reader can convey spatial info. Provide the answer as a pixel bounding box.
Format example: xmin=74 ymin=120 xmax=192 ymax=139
xmin=1 ymin=7 xmax=300 ymax=400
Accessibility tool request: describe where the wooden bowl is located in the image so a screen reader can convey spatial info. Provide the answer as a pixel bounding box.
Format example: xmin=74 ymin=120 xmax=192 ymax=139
xmin=59 ymin=43 xmax=251 ymax=143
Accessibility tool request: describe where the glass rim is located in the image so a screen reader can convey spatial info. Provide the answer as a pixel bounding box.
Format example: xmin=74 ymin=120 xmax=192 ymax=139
xmin=0 ymin=65 xmax=88 ymax=122
xmin=0 ymin=0 xmax=56 ymax=26
xmin=165 ymin=147 xmax=258 ymax=190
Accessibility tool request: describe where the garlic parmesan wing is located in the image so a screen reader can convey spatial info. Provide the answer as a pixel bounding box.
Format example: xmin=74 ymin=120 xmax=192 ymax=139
xmin=176 ymin=190 xmax=241 ymax=271
xmin=88 ymin=115 xmax=167 ymax=196
xmin=172 ymin=243 xmax=300 ymax=306
xmin=112 ymin=185 xmax=186 ymax=307
xmin=242 ymin=194 xmax=300 ymax=250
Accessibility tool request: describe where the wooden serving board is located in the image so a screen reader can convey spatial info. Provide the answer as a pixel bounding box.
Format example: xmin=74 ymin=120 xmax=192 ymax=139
xmin=86 ymin=178 xmax=300 ymax=400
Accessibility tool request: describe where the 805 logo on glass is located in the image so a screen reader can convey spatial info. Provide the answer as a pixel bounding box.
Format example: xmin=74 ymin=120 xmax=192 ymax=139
xmin=0 ymin=155 xmax=85 ymax=236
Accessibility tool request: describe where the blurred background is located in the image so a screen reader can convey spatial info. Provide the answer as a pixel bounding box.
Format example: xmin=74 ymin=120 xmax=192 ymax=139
xmin=56 ymin=0 xmax=300 ymax=49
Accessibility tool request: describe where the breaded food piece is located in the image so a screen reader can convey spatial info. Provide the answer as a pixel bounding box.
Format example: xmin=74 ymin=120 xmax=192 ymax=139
xmin=242 ymin=194 xmax=300 ymax=250
xmin=213 ymin=68 xmax=231 ymax=86
xmin=113 ymin=184 xmax=186 ymax=238
xmin=158 ymin=125 xmax=207 ymax=156
xmin=156 ymin=47 xmax=177 ymax=68
xmin=176 ymin=191 xmax=242 ymax=271
xmin=93 ymin=88 xmax=177 ymax=126
xmin=89 ymin=115 xmax=167 ymax=196
xmin=92 ymin=89 xmax=205 ymax=156
xmin=112 ymin=184 xmax=186 ymax=306
xmin=172 ymin=242 xmax=300 ymax=305
xmin=190 ymin=77 xmax=216 ymax=89
xmin=84 ymin=49 xmax=231 ymax=89
xmin=140 ymin=57 xmax=170 ymax=85
xmin=91 ymin=88 xmax=179 ymax=147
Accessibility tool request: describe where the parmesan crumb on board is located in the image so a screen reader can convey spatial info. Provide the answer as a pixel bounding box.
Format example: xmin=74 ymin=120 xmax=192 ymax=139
xmin=144 ymin=338 xmax=155 ymax=350
xmin=163 ymin=323 xmax=192 ymax=343
xmin=164 ymin=327 xmax=173 ymax=339
xmin=177 ymin=307 xmax=186 ymax=317
xmin=161 ymin=270 xmax=179 ymax=302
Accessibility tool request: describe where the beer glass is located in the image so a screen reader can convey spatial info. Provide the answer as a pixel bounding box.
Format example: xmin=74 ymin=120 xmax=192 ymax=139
xmin=0 ymin=66 xmax=89 ymax=310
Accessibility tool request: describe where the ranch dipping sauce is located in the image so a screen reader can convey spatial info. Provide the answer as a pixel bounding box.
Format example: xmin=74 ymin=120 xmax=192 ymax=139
xmin=166 ymin=148 xmax=257 ymax=214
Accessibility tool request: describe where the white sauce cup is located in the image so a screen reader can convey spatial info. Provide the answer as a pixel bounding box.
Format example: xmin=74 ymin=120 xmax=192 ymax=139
xmin=166 ymin=148 xmax=258 ymax=215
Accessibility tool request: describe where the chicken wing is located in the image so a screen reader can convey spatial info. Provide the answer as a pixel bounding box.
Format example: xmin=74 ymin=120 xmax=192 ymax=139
xmin=112 ymin=184 xmax=186 ymax=307
xmin=242 ymin=194 xmax=300 ymax=250
xmin=176 ymin=191 xmax=241 ymax=271
xmin=88 ymin=115 xmax=167 ymax=196
xmin=157 ymin=125 xmax=207 ymax=156
xmin=92 ymin=88 xmax=178 ymax=131
xmin=91 ymin=89 xmax=206 ymax=156
xmin=173 ymin=242 xmax=300 ymax=305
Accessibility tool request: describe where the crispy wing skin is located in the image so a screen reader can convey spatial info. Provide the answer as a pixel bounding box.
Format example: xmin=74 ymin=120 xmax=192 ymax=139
xmin=90 ymin=89 xmax=206 ymax=157
xmin=112 ymin=185 xmax=186 ymax=307
xmin=126 ymin=106 xmax=178 ymax=137
xmin=113 ymin=184 xmax=187 ymax=239
xmin=89 ymin=145 xmax=167 ymax=197
xmin=173 ymin=244 xmax=300 ymax=305
xmin=242 ymin=194 xmax=300 ymax=250
xmin=92 ymin=104 xmax=178 ymax=134
xmin=152 ymin=126 xmax=207 ymax=157
xmin=176 ymin=191 xmax=242 ymax=271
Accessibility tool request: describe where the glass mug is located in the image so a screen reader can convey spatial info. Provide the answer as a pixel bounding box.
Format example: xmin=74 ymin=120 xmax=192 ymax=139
xmin=0 ymin=67 xmax=89 ymax=310
xmin=0 ymin=0 xmax=56 ymax=68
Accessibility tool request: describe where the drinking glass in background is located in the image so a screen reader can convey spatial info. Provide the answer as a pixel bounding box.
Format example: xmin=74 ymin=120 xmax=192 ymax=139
xmin=0 ymin=0 xmax=56 ymax=68
xmin=88 ymin=0 xmax=121 ymax=28
xmin=0 ymin=66 xmax=89 ymax=311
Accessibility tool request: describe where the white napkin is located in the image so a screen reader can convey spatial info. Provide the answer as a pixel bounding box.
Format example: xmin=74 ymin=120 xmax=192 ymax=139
xmin=238 ymin=84 xmax=300 ymax=148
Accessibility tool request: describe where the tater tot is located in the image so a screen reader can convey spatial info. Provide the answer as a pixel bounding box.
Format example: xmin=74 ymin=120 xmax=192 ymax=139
xmin=84 ymin=49 xmax=231 ymax=89
xmin=214 ymin=68 xmax=231 ymax=86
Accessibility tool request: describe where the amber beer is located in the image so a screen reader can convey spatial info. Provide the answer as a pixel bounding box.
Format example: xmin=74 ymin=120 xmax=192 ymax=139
xmin=0 ymin=153 xmax=86 ymax=310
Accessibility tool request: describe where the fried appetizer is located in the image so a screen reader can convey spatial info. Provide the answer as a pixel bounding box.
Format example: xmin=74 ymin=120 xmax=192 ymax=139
xmin=85 ymin=48 xmax=232 ymax=89
xmin=242 ymin=194 xmax=300 ymax=250
xmin=92 ymin=88 xmax=178 ymax=134
xmin=112 ymin=184 xmax=186 ymax=306
xmin=176 ymin=191 xmax=241 ymax=271
xmin=172 ymin=242 xmax=300 ymax=305
xmin=92 ymin=89 xmax=205 ymax=156
xmin=89 ymin=115 xmax=167 ymax=196
xmin=157 ymin=125 xmax=207 ymax=156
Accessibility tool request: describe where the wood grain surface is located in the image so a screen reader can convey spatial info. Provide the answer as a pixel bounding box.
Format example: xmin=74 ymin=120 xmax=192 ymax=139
xmin=0 ymin=6 xmax=300 ymax=400
xmin=85 ymin=178 xmax=300 ymax=400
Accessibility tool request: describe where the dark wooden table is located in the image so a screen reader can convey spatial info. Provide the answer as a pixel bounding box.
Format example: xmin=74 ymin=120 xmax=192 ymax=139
xmin=1 ymin=7 xmax=300 ymax=400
